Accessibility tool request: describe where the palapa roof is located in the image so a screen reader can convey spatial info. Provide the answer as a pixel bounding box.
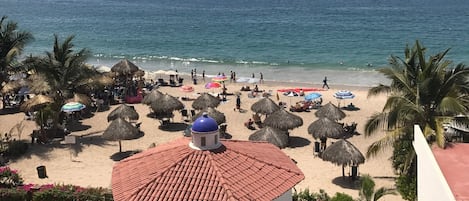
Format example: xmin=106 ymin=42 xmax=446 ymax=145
xmin=192 ymin=93 xmax=221 ymax=110
xmin=107 ymin=104 xmax=139 ymax=122
xmin=111 ymin=59 xmax=140 ymax=75
xmin=321 ymin=139 xmax=365 ymax=166
xmin=250 ymin=97 xmax=281 ymax=115
xmin=142 ymin=89 xmax=164 ymax=105
xmin=111 ymin=138 xmax=304 ymax=201
xmin=263 ymin=108 xmax=303 ymax=130
xmin=249 ymin=126 xmax=289 ymax=148
xmin=192 ymin=107 xmax=226 ymax=125
xmin=308 ymin=117 xmax=345 ymax=139
xmin=102 ymin=118 xmax=141 ymax=141
xmin=150 ymin=94 xmax=184 ymax=113
xmin=315 ymin=102 xmax=346 ymax=121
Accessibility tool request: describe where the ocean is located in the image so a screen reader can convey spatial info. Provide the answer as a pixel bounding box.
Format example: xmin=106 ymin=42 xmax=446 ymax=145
xmin=1 ymin=0 xmax=468 ymax=86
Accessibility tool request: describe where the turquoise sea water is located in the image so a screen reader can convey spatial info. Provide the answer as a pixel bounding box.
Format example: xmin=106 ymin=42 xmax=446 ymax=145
xmin=1 ymin=0 xmax=468 ymax=86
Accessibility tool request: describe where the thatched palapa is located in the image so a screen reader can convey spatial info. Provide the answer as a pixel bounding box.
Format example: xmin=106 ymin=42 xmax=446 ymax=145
xmin=249 ymin=126 xmax=289 ymax=148
xmin=102 ymin=118 xmax=143 ymax=152
xmin=250 ymin=97 xmax=281 ymax=115
xmin=111 ymin=59 xmax=140 ymax=75
xmin=142 ymin=89 xmax=164 ymax=105
xmin=192 ymin=108 xmax=226 ymax=125
xmin=20 ymin=94 xmax=53 ymax=112
xmin=107 ymin=104 xmax=139 ymax=122
xmin=315 ymin=102 xmax=346 ymax=121
xmin=308 ymin=117 xmax=345 ymax=139
xmin=264 ymin=109 xmax=303 ymax=130
xmin=192 ymin=93 xmax=220 ymax=110
xmin=150 ymin=94 xmax=184 ymax=114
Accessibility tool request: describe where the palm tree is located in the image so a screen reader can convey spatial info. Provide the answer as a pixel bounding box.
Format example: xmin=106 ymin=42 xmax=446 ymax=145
xmin=366 ymin=40 xmax=469 ymax=158
xmin=31 ymin=34 xmax=94 ymax=99
xmin=359 ymin=174 xmax=396 ymax=201
xmin=365 ymin=41 xmax=469 ymax=200
xmin=0 ymin=16 xmax=34 ymax=86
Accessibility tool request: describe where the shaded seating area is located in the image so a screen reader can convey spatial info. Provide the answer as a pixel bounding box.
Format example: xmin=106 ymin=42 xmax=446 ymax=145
xmin=244 ymin=119 xmax=255 ymax=130
xmin=157 ymin=78 xmax=168 ymax=86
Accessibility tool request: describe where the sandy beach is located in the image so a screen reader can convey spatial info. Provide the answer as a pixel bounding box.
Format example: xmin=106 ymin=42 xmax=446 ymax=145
xmin=2 ymin=75 xmax=402 ymax=200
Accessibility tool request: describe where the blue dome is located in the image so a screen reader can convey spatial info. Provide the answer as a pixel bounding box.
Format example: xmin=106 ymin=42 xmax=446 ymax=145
xmin=192 ymin=113 xmax=219 ymax=132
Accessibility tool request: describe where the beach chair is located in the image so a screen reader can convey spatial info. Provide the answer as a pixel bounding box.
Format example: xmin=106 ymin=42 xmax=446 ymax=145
xmin=190 ymin=109 xmax=196 ymax=118
xmin=181 ymin=109 xmax=189 ymax=121
xmin=252 ymin=113 xmax=263 ymax=128
xmin=314 ymin=141 xmax=321 ymax=157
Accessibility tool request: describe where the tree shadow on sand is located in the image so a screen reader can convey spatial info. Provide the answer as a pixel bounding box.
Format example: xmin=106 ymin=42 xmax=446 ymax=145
xmin=159 ymin=122 xmax=188 ymax=132
xmin=331 ymin=176 xmax=361 ymax=190
xmin=110 ymin=150 xmax=141 ymax=161
xmin=66 ymin=122 xmax=92 ymax=132
xmin=288 ymin=136 xmax=311 ymax=148
xmin=0 ymin=108 xmax=21 ymax=115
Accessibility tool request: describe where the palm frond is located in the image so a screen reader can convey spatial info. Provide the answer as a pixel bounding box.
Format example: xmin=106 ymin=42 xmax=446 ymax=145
xmin=366 ymin=128 xmax=403 ymax=158
xmin=373 ymin=187 xmax=397 ymax=201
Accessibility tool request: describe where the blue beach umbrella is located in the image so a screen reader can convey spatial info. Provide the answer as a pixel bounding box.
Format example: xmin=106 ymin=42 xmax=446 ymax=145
xmin=304 ymin=93 xmax=322 ymax=102
xmin=61 ymin=102 xmax=86 ymax=113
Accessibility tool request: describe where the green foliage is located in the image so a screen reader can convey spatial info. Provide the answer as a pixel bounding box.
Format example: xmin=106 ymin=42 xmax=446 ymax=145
xmin=359 ymin=174 xmax=396 ymax=201
xmin=331 ymin=192 xmax=354 ymax=201
xmin=396 ymin=174 xmax=417 ymax=201
xmin=293 ymin=188 xmax=331 ymax=201
xmin=0 ymin=188 xmax=28 ymax=201
xmin=365 ymin=41 xmax=469 ymax=200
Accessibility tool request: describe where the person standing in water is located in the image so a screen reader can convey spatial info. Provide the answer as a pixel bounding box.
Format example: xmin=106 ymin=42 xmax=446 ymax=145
xmin=322 ymin=76 xmax=330 ymax=89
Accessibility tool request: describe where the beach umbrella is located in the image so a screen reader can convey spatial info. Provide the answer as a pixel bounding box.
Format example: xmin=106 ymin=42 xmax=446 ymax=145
xmin=61 ymin=102 xmax=86 ymax=113
xmin=142 ymin=89 xmax=164 ymax=105
xmin=95 ymin=65 xmax=111 ymax=73
xmin=212 ymin=75 xmax=228 ymax=82
xmin=304 ymin=92 xmax=322 ymax=102
xmin=150 ymin=94 xmax=184 ymax=114
xmin=20 ymin=94 xmax=53 ymax=112
xmin=249 ymin=126 xmax=289 ymax=149
xmin=192 ymin=93 xmax=221 ymax=110
xmin=264 ymin=108 xmax=303 ymax=130
xmin=107 ymin=104 xmax=139 ymax=122
xmin=321 ymin=139 xmax=365 ymax=177
xmin=192 ymin=107 xmax=226 ymax=125
xmin=315 ymin=102 xmax=346 ymax=121
xmin=333 ymin=90 xmax=355 ymax=107
xmin=250 ymin=97 xmax=281 ymax=116
xmin=66 ymin=93 xmax=92 ymax=106
xmin=111 ymin=59 xmax=140 ymax=75
xmin=308 ymin=117 xmax=345 ymax=139
xmin=102 ymin=118 xmax=142 ymax=153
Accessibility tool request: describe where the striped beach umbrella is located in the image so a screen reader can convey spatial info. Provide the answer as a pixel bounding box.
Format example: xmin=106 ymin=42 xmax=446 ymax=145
xmin=212 ymin=75 xmax=228 ymax=82
xmin=61 ymin=102 xmax=86 ymax=113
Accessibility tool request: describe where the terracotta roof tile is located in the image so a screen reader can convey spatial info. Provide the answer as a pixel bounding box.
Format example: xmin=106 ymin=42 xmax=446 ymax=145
xmin=112 ymin=138 xmax=304 ymax=201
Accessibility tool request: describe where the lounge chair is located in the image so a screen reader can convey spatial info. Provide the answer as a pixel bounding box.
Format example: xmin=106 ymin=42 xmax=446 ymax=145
xmin=181 ymin=109 xmax=189 ymax=121
xmin=252 ymin=113 xmax=263 ymax=128
xmin=219 ymin=123 xmax=227 ymax=138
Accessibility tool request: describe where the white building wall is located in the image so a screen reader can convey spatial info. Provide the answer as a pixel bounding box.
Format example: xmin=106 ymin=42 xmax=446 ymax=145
xmin=273 ymin=189 xmax=291 ymax=201
xmin=413 ymin=125 xmax=455 ymax=201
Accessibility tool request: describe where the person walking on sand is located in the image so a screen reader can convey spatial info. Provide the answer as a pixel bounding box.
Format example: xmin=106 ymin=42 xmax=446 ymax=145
xmin=234 ymin=95 xmax=241 ymax=112
xmin=322 ymin=76 xmax=329 ymax=89
xmin=260 ymin=72 xmax=264 ymax=84
xmin=202 ymin=70 xmax=205 ymax=82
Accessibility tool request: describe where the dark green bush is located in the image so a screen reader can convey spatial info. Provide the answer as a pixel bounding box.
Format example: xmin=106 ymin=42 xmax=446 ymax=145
xmin=293 ymin=188 xmax=331 ymax=201
xmin=0 ymin=188 xmax=28 ymax=201
xmin=331 ymin=192 xmax=354 ymax=201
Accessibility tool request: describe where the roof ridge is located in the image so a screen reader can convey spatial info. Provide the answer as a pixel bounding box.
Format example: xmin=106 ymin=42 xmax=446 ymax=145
xmin=205 ymin=150 xmax=237 ymax=201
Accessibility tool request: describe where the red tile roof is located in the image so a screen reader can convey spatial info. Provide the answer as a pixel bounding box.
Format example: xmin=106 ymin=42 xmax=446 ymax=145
xmin=433 ymin=143 xmax=469 ymax=201
xmin=112 ymin=137 xmax=304 ymax=201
